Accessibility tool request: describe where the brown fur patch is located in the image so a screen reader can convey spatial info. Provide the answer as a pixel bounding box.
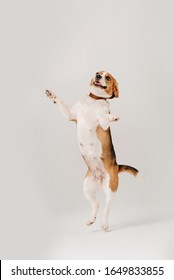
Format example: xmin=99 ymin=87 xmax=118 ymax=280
xmin=70 ymin=118 xmax=77 ymax=123
xmin=97 ymin=71 xmax=105 ymax=75
xmin=105 ymin=72 xmax=119 ymax=98
xmin=118 ymin=165 xmax=138 ymax=176
xmin=96 ymin=125 xmax=119 ymax=192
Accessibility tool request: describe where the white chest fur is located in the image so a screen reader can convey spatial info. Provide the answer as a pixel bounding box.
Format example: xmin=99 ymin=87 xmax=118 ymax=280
xmin=72 ymin=96 xmax=110 ymax=179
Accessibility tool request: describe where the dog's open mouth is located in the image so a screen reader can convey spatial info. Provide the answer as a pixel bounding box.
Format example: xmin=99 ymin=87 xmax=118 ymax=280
xmin=93 ymin=81 xmax=107 ymax=89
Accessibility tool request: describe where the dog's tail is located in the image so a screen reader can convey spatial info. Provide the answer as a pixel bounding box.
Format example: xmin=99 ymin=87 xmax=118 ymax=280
xmin=118 ymin=164 xmax=139 ymax=177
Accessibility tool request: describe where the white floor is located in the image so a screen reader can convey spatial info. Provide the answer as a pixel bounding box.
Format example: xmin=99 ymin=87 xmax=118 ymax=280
xmin=43 ymin=213 xmax=174 ymax=260
xmin=1 ymin=175 xmax=174 ymax=260
xmin=1 ymin=193 xmax=174 ymax=260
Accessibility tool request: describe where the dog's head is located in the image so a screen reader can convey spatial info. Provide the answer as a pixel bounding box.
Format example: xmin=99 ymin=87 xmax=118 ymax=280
xmin=90 ymin=71 xmax=119 ymax=99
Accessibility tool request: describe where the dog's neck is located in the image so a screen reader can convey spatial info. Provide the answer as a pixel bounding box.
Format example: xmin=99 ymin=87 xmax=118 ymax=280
xmin=89 ymin=92 xmax=107 ymax=100
xmin=89 ymin=92 xmax=115 ymax=100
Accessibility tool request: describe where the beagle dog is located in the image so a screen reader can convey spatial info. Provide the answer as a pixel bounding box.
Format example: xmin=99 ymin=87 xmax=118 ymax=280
xmin=46 ymin=71 xmax=138 ymax=231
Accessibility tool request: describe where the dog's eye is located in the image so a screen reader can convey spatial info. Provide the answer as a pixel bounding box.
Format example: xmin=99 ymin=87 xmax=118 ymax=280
xmin=106 ymin=76 xmax=111 ymax=81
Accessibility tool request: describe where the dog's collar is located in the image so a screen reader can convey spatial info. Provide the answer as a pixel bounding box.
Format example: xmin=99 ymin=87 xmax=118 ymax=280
xmin=89 ymin=92 xmax=114 ymax=100
xmin=89 ymin=92 xmax=106 ymax=100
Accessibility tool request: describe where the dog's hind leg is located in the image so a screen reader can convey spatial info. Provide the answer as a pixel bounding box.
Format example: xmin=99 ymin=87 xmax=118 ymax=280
xmin=101 ymin=187 xmax=113 ymax=231
xmin=101 ymin=173 xmax=118 ymax=231
xmin=83 ymin=175 xmax=100 ymax=226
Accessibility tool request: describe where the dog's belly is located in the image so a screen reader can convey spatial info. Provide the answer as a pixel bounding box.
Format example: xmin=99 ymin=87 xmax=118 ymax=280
xmin=77 ymin=115 xmax=106 ymax=180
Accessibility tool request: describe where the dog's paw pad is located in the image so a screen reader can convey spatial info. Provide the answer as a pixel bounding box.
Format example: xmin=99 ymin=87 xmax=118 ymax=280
xmin=45 ymin=90 xmax=57 ymax=103
xmin=45 ymin=89 xmax=52 ymax=96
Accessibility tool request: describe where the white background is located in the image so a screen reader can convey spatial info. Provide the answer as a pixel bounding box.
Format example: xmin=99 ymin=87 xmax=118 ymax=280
xmin=0 ymin=0 xmax=174 ymax=259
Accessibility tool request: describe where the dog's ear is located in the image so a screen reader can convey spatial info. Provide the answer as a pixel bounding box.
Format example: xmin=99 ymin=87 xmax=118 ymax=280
xmin=113 ymin=78 xmax=119 ymax=98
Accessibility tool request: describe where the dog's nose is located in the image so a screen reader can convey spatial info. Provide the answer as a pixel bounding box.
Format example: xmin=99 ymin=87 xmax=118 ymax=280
xmin=96 ymin=74 xmax=102 ymax=80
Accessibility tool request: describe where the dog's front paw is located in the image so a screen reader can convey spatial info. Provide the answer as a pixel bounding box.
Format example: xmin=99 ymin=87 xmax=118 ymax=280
xmin=109 ymin=115 xmax=119 ymax=122
xmin=45 ymin=89 xmax=57 ymax=103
